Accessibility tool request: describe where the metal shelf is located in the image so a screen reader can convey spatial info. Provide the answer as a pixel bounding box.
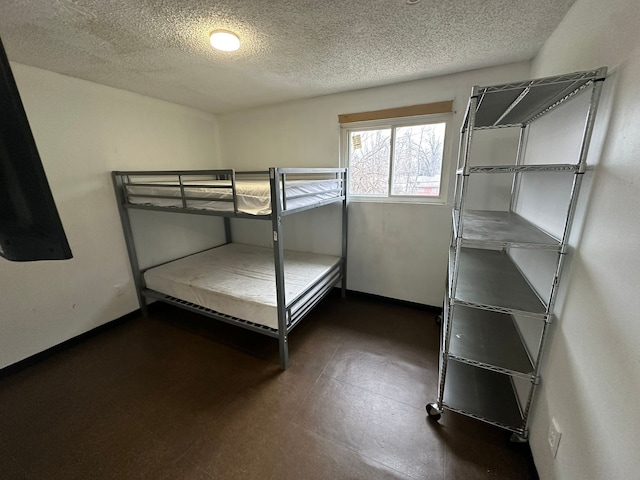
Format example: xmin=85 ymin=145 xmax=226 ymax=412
xmin=452 ymin=247 xmax=548 ymax=318
xmin=443 ymin=360 xmax=524 ymax=432
xmin=430 ymin=68 xmax=607 ymax=440
xmin=448 ymin=305 xmax=535 ymax=378
xmin=453 ymin=210 xmax=561 ymax=250
xmin=471 ymin=68 xmax=606 ymax=128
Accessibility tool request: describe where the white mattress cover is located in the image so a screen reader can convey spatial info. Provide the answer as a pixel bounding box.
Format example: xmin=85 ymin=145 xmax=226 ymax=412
xmin=143 ymin=243 xmax=340 ymax=330
xmin=126 ymin=179 xmax=340 ymax=215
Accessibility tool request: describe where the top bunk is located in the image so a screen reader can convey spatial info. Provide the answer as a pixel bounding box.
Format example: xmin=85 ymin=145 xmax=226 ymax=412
xmin=467 ymin=67 xmax=607 ymax=130
xmin=112 ymin=167 xmax=347 ymax=219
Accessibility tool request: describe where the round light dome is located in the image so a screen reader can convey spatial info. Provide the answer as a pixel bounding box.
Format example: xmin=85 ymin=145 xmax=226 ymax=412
xmin=210 ymin=30 xmax=240 ymax=52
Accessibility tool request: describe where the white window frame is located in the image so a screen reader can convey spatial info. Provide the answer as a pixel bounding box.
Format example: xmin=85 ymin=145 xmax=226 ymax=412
xmin=340 ymin=112 xmax=453 ymax=205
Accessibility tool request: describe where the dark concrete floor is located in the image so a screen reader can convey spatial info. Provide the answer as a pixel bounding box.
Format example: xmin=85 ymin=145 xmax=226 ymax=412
xmin=0 ymin=293 xmax=538 ymax=479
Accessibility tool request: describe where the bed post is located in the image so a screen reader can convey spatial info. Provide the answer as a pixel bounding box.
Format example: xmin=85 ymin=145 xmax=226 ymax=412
xmin=111 ymin=172 xmax=148 ymax=316
xmin=269 ymin=167 xmax=289 ymax=370
xmin=341 ymin=169 xmax=348 ymax=299
xmin=223 ymin=217 xmax=232 ymax=244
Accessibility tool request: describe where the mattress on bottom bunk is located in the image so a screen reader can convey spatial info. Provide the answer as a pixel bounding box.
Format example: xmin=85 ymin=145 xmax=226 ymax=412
xmin=143 ymin=243 xmax=340 ymax=330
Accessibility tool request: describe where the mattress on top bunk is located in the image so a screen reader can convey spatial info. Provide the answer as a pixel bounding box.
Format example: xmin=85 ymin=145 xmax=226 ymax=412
xmin=143 ymin=243 xmax=341 ymax=330
xmin=126 ymin=179 xmax=341 ymax=215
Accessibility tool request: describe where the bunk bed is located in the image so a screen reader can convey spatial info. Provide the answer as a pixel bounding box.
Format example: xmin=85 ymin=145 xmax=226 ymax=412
xmin=112 ymin=168 xmax=348 ymax=370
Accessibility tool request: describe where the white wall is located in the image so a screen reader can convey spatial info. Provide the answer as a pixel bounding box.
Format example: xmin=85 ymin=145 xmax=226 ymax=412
xmin=525 ymin=0 xmax=640 ymax=478
xmin=0 ymin=64 xmax=221 ymax=369
xmin=217 ymin=62 xmax=530 ymax=306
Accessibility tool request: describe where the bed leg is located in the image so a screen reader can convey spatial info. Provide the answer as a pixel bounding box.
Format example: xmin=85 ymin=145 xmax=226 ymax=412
xmin=140 ymin=298 xmax=149 ymax=317
xmin=279 ymin=334 xmax=289 ymax=370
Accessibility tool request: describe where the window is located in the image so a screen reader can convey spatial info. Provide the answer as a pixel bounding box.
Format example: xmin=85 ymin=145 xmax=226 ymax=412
xmin=340 ymin=103 xmax=452 ymax=203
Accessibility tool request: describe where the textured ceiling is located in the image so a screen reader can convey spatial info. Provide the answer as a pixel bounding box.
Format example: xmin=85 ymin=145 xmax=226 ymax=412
xmin=0 ymin=0 xmax=575 ymax=113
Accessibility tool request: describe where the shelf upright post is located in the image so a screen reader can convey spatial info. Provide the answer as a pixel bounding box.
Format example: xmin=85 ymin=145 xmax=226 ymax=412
xmin=269 ymin=167 xmax=289 ymax=370
xmin=546 ymin=72 xmax=607 ymax=316
xmin=436 ymin=89 xmax=479 ymax=411
xmin=576 ymin=68 xmax=608 ymax=175
xmin=449 ymin=89 xmax=478 ymax=297
xmin=453 ymin=99 xmax=472 ymax=211
xmin=509 ymin=125 xmax=530 ymax=213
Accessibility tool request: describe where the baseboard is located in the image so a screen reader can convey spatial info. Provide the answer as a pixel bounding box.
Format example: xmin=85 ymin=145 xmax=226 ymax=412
xmin=345 ymin=288 xmax=442 ymax=313
xmin=0 ymin=309 xmax=141 ymax=380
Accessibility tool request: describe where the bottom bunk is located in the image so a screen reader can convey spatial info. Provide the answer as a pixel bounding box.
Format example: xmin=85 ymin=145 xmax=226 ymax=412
xmin=140 ymin=242 xmax=343 ymax=367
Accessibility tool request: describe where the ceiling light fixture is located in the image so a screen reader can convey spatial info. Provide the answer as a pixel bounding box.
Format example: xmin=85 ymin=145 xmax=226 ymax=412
xmin=209 ymin=30 xmax=240 ymax=52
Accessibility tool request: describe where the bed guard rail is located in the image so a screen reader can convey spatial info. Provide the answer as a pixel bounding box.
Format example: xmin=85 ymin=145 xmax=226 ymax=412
xmin=112 ymin=168 xmax=347 ymax=217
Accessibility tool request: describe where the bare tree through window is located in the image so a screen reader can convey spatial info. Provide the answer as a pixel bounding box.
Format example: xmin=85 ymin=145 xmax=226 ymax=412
xmin=349 ymin=129 xmax=391 ymax=196
xmin=392 ymin=123 xmax=445 ymax=196
xmin=348 ymin=122 xmax=446 ymax=198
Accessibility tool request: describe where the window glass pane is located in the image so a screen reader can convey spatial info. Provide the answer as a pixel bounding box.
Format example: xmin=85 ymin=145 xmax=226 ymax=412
xmin=348 ymin=129 xmax=391 ymax=196
xmin=391 ymin=123 xmax=446 ymax=196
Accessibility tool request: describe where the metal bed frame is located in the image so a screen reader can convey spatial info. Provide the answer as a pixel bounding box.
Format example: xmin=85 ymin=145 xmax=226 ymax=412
xmin=112 ymin=167 xmax=348 ymax=370
xmin=426 ymin=68 xmax=607 ymax=440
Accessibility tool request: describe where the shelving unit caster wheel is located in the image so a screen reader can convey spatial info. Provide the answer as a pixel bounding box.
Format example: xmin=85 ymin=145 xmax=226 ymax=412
xmin=510 ymin=432 xmax=527 ymax=443
xmin=426 ymin=403 xmax=442 ymax=421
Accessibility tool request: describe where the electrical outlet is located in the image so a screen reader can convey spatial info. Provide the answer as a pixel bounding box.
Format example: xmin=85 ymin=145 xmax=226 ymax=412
xmin=548 ymin=417 xmax=562 ymax=458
